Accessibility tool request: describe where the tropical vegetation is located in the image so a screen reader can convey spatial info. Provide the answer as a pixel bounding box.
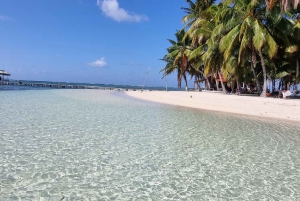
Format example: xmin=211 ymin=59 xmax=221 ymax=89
xmin=160 ymin=0 xmax=300 ymax=97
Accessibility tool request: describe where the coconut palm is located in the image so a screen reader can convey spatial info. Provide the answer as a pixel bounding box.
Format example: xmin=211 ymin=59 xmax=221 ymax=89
xmin=219 ymin=0 xmax=278 ymax=97
xmin=285 ymin=14 xmax=300 ymax=89
xmin=160 ymin=30 xmax=192 ymax=90
xmin=160 ymin=38 xmax=183 ymax=89
xmin=163 ymin=0 xmax=300 ymax=96
xmin=180 ymin=0 xmax=218 ymax=90
xmin=183 ymin=3 xmax=222 ymax=91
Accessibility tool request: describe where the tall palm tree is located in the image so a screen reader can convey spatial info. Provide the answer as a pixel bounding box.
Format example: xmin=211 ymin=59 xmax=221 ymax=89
xmin=183 ymin=3 xmax=225 ymax=91
xmin=219 ymin=0 xmax=278 ymax=97
xmin=285 ymin=14 xmax=300 ymax=89
xmin=160 ymin=30 xmax=192 ymax=90
xmin=160 ymin=39 xmax=183 ymax=89
xmin=164 ymin=0 xmax=300 ymax=96
xmin=181 ymin=0 xmax=216 ymax=29
xmin=181 ymin=0 xmax=217 ymax=90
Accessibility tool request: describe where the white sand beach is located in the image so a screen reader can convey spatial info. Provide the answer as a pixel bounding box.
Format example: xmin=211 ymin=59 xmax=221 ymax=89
xmin=125 ymin=91 xmax=300 ymax=122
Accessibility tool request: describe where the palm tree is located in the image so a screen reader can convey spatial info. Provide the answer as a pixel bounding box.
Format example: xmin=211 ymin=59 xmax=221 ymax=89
xmin=219 ymin=0 xmax=278 ymax=97
xmin=160 ymin=39 xmax=183 ymax=89
xmin=285 ymin=14 xmax=300 ymax=89
xmin=160 ymin=30 xmax=192 ymax=90
xmin=181 ymin=0 xmax=216 ymax=29
xmin=181 ymin=0 xmax=217 ymax=90
xmin=183 ymin=3 xmax=227 ymax=92
xmin=164 ymin=0 xmax=300 ymax=96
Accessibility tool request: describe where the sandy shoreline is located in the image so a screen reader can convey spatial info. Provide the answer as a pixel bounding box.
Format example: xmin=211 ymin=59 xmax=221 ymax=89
xmin=125 ymin=90 xmax=300 ymax=123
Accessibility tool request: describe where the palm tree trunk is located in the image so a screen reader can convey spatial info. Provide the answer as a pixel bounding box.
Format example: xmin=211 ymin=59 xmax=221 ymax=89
xmin=250 ymin=51 xmax=262 ymax=94
xmin=194 ymin=76 xmax=198 ymax=91
xmin=258 ymin=48 xmax=267 ymax=97
xmin=183 ymin=73 xmax=188 ymax=91
xmin=250 ymin=62 xmax=261 ymax=94
xmin=236 ymin=79 xmax=240 ymax=94
xmin=196 ymin=75 xmax=201 ymax=90
xmin=231 ymin=79 xmax=234 ymax=93
xmin=177 ymin=70 xmax=181 ymax=89
xmin=214 ymin=72 xmax=219 ymax=91
xmin=218 ymin=70 xmax=226 ymax=94
xmin=296 ymin=57 xmax=299 ymax=90
xmin=204 ymin=74 xmax=210 ymax=90
xmin=206 ymin=77 xmax=211 ymax=90
xmin=199 ymin=71 xmax=210 ymax=90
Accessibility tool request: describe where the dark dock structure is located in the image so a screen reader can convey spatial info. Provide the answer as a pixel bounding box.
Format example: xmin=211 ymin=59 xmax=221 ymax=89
xmin=0 ymin=70 xmax=10 ymax=81
xmin=0 ymin=80 xmax=143 ymax=91
xmin=0 ymin=80 xmax=119 ymax=90
xmin=0 ymin=70 xmax=144 ymax=91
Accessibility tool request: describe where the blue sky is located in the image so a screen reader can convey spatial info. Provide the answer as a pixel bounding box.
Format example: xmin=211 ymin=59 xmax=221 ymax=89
xmin=0 ymin=0 xmax=197 ymax=87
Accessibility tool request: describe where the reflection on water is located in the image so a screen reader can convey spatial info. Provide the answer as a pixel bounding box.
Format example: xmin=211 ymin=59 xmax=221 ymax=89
xmin=1 ymin=90 xmax=300 ymax=200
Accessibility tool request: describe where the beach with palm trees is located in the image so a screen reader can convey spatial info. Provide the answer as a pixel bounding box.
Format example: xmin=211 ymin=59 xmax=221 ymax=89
xmin=148 ymin=0 xmax=300 ymax=123
xmin=125 ymin=90 xmax=300 ymax=122
xmin=160 ymin=0 xmax=300 ymax=97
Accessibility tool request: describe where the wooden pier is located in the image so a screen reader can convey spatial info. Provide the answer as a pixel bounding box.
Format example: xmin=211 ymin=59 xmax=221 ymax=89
xmin=0 ymin=81 xmax=142 ymax=91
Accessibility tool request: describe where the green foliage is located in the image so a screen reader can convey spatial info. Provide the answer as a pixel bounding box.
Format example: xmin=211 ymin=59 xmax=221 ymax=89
xmin=161 ymin=0 xmax=300 ymax=91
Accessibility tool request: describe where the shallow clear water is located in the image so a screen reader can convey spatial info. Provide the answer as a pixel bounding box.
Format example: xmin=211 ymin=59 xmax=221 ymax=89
xmin=1 ymin=89 xmax=300 ymax=200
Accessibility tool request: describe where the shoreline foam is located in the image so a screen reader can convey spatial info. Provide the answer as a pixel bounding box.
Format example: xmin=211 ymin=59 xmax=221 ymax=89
xmin=124 ymin=91 xmax=300 ymax=123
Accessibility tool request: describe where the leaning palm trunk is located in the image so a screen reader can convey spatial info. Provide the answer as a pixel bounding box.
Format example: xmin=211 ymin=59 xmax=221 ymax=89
xmin=198 ymin=70 xmax=210 ymax=90
xmin=214 ymin=72 xmax=219 ymax=91
xmin=251 ymin=49 xmax=262 ymax=94
xmin=183 ymin=73 xmax=188 ymax=91
xmin=258 ymin=49 xmax=267 ymax=97
xmin=177 ymin=70 xmax=182 ymax=89
xmin=205 ymin=77 xmax=211 ymax=90
xmin=201 ymin=72 xmax=210 ymax=90
xmin=250 ymin=61 xmax=262 ymax=94
xmin=218 ymin=70 xmax=226 ymax=94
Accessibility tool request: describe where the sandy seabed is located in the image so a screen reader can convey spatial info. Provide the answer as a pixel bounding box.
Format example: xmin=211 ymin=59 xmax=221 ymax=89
xmin=125 ymin=90 xmax=300 ymax=123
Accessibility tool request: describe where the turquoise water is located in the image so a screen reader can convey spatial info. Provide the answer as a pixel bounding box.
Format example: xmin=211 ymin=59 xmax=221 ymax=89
xmin=1 ymin=89 xmax=300 ymax=200
xmin=0 ymin=80 xmax=180 ymax=91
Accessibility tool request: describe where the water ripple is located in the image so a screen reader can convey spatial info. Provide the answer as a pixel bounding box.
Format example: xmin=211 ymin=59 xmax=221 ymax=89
xmin=0 ymin=90 xmax=300 ymax=200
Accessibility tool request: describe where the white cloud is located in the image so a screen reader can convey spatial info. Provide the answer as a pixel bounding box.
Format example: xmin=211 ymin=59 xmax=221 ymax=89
xmin=96 ymin=0 xmax=148 ymax=22
xmin=0 ymin=15 xmax=13 ymax=21
xmin=88 ymin=57 xmax=107 ymax=67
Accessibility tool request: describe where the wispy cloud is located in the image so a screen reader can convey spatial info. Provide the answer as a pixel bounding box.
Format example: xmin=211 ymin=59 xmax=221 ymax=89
xmin=96 ymin=0 xmax=148 ymax=22
xmin=0 ymin=15 xmax=13 ymax=21
xmin=88 ymin=57 xmax=107 ymax=67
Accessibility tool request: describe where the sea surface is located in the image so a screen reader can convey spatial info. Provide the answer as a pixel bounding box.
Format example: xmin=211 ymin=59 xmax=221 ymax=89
xmin=1 ymin=89 xmax=300 ymax=200
xmin=0 ymin=80 xmax=180 ymax=91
